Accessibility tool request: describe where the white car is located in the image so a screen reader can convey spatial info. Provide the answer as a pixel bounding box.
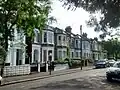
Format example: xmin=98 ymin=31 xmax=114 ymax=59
xmin=106 ymin=61 xmax=120 ymax=81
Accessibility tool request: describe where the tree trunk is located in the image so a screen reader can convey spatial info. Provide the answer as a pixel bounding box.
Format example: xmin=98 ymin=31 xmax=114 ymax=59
xmin=25 ymin=36 xmax=32 ymax=64
xmin=115 ymin=52 xmax=117 ymax=61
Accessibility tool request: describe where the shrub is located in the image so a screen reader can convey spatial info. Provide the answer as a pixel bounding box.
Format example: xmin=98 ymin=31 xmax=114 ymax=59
xmin=70 ymin=60 xmax=81 ymax=68
xmin=71 ymin=60 xmax=81 ymax=64
xmin=54 ymin=59 xmax=68 ymax=64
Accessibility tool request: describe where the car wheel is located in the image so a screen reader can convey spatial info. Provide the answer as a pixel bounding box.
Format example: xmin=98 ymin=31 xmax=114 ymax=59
xmin=107 ymin=76 xmax=112 ymax=81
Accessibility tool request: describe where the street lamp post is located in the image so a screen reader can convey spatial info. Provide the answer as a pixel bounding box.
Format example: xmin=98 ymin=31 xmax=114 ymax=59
xmin=80 ymin=25 xmax=83 ymax=70
xmin=48 ymin=52 xmax=52 ymax=75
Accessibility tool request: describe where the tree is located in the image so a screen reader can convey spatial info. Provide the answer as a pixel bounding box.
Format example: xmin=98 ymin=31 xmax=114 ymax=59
xmin=65 ymin=26 xmax=72 ymax=65
xmin=0 ymin=46 xmax=6 ymax=65
xmin=61 ymin=0 xmax=120 ymax=38
xmin=102 ymin=38 xmax=120 ymax=60
xmin=0 ymin=0 xmax=51 ymax=76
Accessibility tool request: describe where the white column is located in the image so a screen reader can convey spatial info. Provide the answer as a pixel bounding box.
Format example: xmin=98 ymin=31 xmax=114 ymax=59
xmin=22 ymin=49 xmax=25 ymax=65
xmin=13 ymin=49 xmax=16 ymax=66
xmin=52 ymin=49 xmax=54 ymax=62
xmin=38 ymin=48 xmax=40 ymax=72
xmin=11 ymin=48 xmax=14 ymax=66
xmin=32 ymin=48 xmax=34 ymax=63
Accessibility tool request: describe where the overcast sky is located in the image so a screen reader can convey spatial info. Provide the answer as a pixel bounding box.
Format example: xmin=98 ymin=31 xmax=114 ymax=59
xmin=49 ymin=0 xmax=102 ymax=38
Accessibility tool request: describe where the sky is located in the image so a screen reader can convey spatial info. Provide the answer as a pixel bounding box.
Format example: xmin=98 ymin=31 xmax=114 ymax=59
xmin=49 ymin=0 xmax=102 ymax=38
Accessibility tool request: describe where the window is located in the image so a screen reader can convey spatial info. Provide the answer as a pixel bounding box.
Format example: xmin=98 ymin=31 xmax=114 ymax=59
xmin=71 ymin=39 xmax=74 ymax=47
xmin=72 ymin=52 xmax=74 ymax=58
xmin=84 ymin=44 xmax=86 ymax=49
xmin=34 ymin=50 xmax=39 ymax=63
xmin=36 ymin=33 xmax=40 ymax=42
xmin=48 ymin=50 xmax=52 ymax=55
xmin=48 ymin=50 xmax=52 ymax=61
xmin=58 ymin=51 xmax=62 ymax=58
xmin=63 ymin=36 xmax=66 ymax=41
xmin=48 ymin=32 xmax=53 ymax=43
xmin=76 ymin=52 xmax=79 ymax=57
xmin=17 ymin=30 xmax=20 ymax=40
xmin=63 ymin=51 xmax=66 ymax=57
xmin=76 ymin=40 xmax=78 ymax=48
xmin=84 ymin=53 xmax=86 ymax=57
xmin=43 ymin=50 xmax=47 ymax=62
xmin=58 ymin=36 xmax=61 ymax=41
xmin=44 ymin=32 xmax=47 ymax=43
xmin=87 ymin=53 xmax=89 ymax=57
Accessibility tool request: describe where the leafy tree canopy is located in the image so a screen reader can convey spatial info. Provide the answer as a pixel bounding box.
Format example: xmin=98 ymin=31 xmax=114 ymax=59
xmin=61 ymin=0 xmax=120 ymax=38
xmin=102 ymin=38 xmax=120 ymax=59
xmin=0 ymin=0 xmax=51 ymax=51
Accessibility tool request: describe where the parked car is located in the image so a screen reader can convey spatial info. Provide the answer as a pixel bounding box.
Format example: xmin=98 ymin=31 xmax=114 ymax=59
xmin=106 ymin=60 xmax=116 ymax=67
xmin=95 ymin=60 xmax=107 ymax=68
xmin=106 ymin=61 xmax=120 ymax=81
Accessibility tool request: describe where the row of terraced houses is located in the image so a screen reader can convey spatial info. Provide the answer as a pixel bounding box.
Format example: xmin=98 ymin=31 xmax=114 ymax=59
xmin=3 ymin=25 xmax=107 ymax=77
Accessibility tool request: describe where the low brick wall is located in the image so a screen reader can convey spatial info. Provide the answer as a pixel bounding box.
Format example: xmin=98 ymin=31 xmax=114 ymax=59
xmin=54 ymin=64 xmax=69 ymax=71
xmin=3 ymin=64 xmax=30 ymax=77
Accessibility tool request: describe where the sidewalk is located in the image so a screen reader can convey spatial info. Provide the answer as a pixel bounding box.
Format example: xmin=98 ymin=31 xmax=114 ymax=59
xmin=2 ymin=66 xmax=94 ymax=86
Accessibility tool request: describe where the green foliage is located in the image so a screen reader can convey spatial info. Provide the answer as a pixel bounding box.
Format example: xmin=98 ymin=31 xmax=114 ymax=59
xmin=0 ymin=0 xmax=51 ymax=76
xmin=0 ymin=46 xmax=6 ymax=64
xmin=54 ymin=59 xmax=68 ymax=64
xmin=70 ymin=60 xmax=81 ymax=68
xmin=71 ymin=60 xmax=81 ymax=65
xmin=62 ymin=0 xmax=120 ymax=28
xmin=61 ymin=0 xmax=120 ymax=39
xmin=0 ymin=0 xmax=51 ymax=50
xmin=102 ymin=38 xmax=120 ymax=60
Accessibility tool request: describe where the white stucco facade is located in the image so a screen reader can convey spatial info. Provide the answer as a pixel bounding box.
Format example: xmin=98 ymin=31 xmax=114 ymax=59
xmin=6 ymin=29 xmax=26 ymax=66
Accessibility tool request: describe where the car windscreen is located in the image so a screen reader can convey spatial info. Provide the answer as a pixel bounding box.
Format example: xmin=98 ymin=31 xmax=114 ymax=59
xmin=113 ymin=62 xmax=120 ymax=68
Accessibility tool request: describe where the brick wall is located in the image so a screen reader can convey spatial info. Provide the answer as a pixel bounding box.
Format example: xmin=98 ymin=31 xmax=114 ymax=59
xmin=54 ymin=64 xmax=69 ymax=71
xmin=3 ymin=64 xmax=30 ymax=77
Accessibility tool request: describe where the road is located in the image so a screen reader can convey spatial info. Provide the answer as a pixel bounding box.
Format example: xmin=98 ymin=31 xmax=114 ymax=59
xmin=0 ymin=68 xmax=120 ymax=90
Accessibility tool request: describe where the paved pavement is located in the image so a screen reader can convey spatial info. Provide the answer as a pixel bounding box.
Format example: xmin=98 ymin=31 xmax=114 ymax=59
xmin=0 ymin=67 xmax=107 ymax=90
xmin=2 ymin=66 xmax=94 ymax=85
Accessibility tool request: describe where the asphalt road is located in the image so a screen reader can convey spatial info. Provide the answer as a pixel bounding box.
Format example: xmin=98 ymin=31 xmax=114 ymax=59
xmin=0 ymin=68 xmax=120 ymax=90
